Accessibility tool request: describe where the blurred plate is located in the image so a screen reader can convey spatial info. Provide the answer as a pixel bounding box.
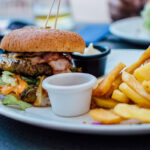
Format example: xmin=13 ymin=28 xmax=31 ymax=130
xmin=110 ymin=17 xmax=150 ymax=45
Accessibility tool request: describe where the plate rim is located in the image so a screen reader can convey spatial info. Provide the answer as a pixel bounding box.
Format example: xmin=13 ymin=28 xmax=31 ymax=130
xmin=0 ymin=103 xmax=150 ymax=135
xmin=109 ymin=16 xmax=150 ymax=44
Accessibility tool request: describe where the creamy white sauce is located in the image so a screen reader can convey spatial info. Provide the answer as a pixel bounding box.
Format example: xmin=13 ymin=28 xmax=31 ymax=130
xmin=74 ymin=43 xmax=101 ymax=56
xmin=84 ymin=43 xmax=101 ymax=55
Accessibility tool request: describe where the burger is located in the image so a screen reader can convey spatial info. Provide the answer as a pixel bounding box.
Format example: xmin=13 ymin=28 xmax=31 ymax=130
xmin=0 ymin=27 xmax=85 ymax=107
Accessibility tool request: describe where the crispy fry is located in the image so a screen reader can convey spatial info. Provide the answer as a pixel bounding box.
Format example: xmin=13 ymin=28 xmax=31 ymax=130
xmin=122 ymin=71 xmax=150 ymax=101
xmin=104 ymin=87 xmax=114 ymax=98
xmin=93 ymin=77 xmax=104 ymax=90
xmin=112 ymin=74 xmax=122 ymax=89
xmin=114 ymin=104 xmax=150 ymax=123
xmin=119 ymin=83 xmax=150 ymax=108
xmin=134 ymin=62 xmax=150 ymax=83
xmin=93 ymin=62 xmax=126 ymax=96
xmin=90 ymin=47 xmax=150 ymax=124
xmin=142 ymin=80 xmax=150 ymax=93
xmin=112 ymin=89 xmax=129 ymax=103
xmin=93 ymin=97 xmax=118 ymax=109
xmin=125 ymin=46 xmax=150 ymax=74
xmin=109 ymin=47 xmax=150 ymax=92
xmin=90 ymin=108 xmax=122 ymax=124
xmin=105 ymin=74 xmax=122 ymax=97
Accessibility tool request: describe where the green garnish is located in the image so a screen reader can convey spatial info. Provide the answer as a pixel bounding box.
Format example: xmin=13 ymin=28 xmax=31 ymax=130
xmin=21 ymin=76 xmax=40 ymax=87
xmin=2 ymin=71 xmax=15 ymax=76
xmin=2 ymin=95 xmax=32 ymax=111
xmin=1 ymin=71 xmax=16 ymax=86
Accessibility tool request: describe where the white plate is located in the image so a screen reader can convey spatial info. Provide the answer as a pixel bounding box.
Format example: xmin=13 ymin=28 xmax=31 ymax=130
xmin=110 ymin=17 xmax=150 ymax=45
xmin=0 ymin=49 xmax=149 ymax=135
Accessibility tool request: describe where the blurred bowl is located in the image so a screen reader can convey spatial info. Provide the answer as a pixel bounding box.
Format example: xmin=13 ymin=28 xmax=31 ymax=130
xmin=71 ymin=44 xmax=111 ymax=77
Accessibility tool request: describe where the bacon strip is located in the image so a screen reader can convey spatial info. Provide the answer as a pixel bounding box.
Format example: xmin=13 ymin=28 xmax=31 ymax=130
xmin=30 ymin=52 xmax=72 ymax=74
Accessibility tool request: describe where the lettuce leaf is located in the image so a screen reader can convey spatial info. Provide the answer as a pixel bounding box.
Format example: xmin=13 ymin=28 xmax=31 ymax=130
xmin=1 ymin=71 xmax=16 ymax=86
xmin=0 ymin=77 xmax=6 ymax=86
xmin=2 ymin=71 xmax=15 ymax=76
xmin=2 ymin=95 xmax=32 ymax=110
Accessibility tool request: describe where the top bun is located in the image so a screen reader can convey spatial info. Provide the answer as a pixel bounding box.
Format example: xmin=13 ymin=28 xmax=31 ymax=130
xmin=0 ymin=27 xmax=85 ymax=53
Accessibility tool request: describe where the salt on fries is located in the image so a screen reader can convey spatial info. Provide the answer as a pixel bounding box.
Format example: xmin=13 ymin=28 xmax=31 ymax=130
xmin=90 ymin=46 xmax=150 ymax=124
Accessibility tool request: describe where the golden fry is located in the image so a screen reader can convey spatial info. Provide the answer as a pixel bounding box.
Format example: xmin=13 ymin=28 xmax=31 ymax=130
xmin=90 ymin=108 xmax=122 ymax=124
xmin=93 ymin=77 xmax=104 ymax=90
xmin=142 ymin=80 xmax=150 ymax=93
xmin=105 ymin=74 xmax=123 ymax=97
xmin=134 ymin=62 xmax=150 ymax=83
xmin=119 ymin=83 xmax=150 ymax=108
xmin=107 ymin=47 xmax=150 ymax=96
xmin=114 ymin=104 xmax=150 ymax=123
xmin=93 ymin=62 xmax=126 ymax=97
xmin=125 ymin=46 xmax=150 ymax=74
xmin=122 ymin=71 xmax=150 ymax=101
xmin=112 ymin=74 xmax=122 ymax=89
xmin=112 ymin=89 xmax=129 ymax=103
xmin=104 ymin=87 xmax=114 ymax=98
xmin=93 ymin=97 xmax=118 ymax=109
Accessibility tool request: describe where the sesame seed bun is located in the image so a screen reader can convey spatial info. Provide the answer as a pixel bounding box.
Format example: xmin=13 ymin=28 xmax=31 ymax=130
xmin=0 ymin=27 xmax=85 ymax=53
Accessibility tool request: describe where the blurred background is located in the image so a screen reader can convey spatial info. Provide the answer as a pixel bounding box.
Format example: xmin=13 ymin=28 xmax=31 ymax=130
xmin=0 ymin=0 xmax=149 ymax=48
xmin=0 ymin=0 xmax=110 ymax=30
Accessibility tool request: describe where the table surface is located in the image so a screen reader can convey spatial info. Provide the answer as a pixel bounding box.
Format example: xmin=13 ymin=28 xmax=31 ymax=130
xmin=0 ymin=26 xmax=150 ymax=150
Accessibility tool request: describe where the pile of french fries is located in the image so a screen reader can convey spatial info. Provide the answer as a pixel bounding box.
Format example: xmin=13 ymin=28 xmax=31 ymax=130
xmin=90 ymin=47 xmax=150 ymax=124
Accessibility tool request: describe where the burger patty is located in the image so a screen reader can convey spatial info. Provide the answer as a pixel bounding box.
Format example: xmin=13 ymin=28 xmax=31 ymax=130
xmin=0 ymin=54 xmax=52 ymax=76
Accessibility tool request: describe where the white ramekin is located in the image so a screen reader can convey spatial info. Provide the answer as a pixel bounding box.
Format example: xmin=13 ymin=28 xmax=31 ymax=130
xmin=42 ymin=73 xmax=97 ymax=117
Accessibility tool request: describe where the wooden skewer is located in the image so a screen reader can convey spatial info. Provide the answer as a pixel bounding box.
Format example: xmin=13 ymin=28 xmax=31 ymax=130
xmin=54 ymin=0 xmax=61 ymax=29
xmin=45 ymin=0 xmax=56 ymax=28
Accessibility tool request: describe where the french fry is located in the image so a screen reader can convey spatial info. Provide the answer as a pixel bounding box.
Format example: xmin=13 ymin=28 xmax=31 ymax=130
xmin=90 ymin=108 xmax=122 ymax=124
xmin=112 ymin=74 xmax=122 ymax=89
xmin=119 ymin=83 xmax=150 ymax=108
xmin=112 ymin=89 xmax=129 ymax=103
xmin=134 ymin=62 xmax=150 ymax=83
xmin=93 ymin=97 xmax=118 ymax=109
xmin=125 ymin=46 xmax=150 ymax=74
xmin=104 ymin=74 xmax=122 ymax=97
xmin=106 ymin=47 xmax=150 ymax=96
xmin=90 ymin=99 xmax=97 ymax=109
xmin=93 ymin=77 xmax=104 ymax=90
xmin=114 ymin=104 xmax=150 ymax=123
xmin=142 ymin=80 xmax=150 ymax=93
xmin=122 ymin=71 xmax=150 ymax=101
xmin=93 ymin=62 xmax=126 ymax=97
